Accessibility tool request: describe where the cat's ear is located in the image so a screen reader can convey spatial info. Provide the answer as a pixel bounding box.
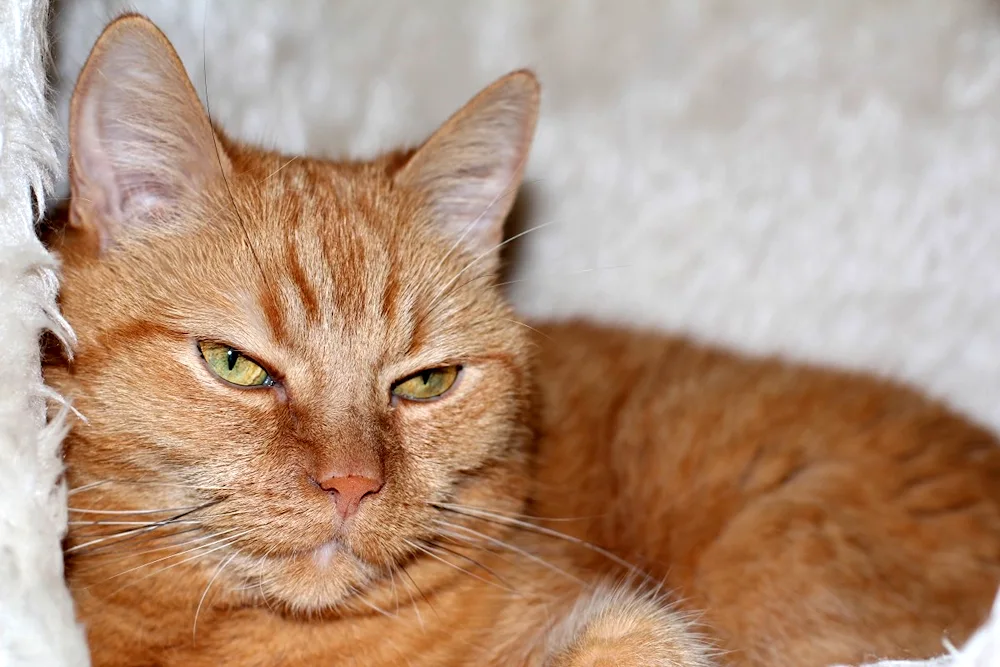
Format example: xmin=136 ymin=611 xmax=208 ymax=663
xmin=68 ymin=14 xmax=230 ymax=250
xmin=395 ymin=70 xmax=540 ymax=265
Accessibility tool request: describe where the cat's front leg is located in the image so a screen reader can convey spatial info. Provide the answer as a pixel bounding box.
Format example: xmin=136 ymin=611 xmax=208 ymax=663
xmin=541 ymin=582 xmax=715 ymax=667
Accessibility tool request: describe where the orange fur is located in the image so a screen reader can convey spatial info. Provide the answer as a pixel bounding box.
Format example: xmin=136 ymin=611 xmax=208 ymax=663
xmin=46 ymin=14 xmax=1000 ymax=667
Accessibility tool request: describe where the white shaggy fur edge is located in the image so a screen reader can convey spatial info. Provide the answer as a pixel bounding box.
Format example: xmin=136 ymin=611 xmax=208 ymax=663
xmin=0 ymin=0 xmax=88 ymax=665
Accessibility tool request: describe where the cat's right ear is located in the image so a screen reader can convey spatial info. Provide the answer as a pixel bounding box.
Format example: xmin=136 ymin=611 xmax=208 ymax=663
xmin=68 ymin=14 xmax=230 ymax=251
xmin=394 ymin=71 xmax=540 ymax=269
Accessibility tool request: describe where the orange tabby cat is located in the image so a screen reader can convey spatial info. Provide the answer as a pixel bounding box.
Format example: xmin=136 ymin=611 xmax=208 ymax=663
xmin=46 ymin=14 xmax=1000 ymax=667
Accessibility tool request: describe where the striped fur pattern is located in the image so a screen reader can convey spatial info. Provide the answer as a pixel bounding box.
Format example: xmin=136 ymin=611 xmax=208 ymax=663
xmin=46 ymin=13 xmax=1000 ymax=667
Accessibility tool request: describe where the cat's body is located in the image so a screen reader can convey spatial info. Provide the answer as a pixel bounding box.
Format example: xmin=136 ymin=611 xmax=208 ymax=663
xmin=533 ymin=323 xmax=1000 ymax=665
xmin=48 ymin=14 xmax=1000 ymax=667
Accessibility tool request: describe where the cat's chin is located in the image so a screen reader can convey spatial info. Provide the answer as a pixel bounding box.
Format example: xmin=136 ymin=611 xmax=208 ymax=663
xmin=311 ymin=540 xmax=342 ymax=569
xmin=237 ymin=541 xmax=381 ymax=615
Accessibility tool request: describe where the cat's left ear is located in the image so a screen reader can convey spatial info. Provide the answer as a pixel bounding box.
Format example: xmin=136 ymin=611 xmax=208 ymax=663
xmin=394 ymin=70 xmax=540 ymax=267
xmin=68 ymin=14 xmax=231 ymax=250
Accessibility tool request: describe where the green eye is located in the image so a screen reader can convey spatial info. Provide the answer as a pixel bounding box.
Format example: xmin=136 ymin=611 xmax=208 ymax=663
xmin=392 ymin=366 xmax=461 ymax=401
xmin=198 ymin=341 xmax=273 ymax=387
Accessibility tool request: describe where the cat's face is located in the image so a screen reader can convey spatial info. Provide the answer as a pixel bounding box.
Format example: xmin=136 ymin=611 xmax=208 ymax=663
xmin=53 ymin=15 xmax=538 ymax=613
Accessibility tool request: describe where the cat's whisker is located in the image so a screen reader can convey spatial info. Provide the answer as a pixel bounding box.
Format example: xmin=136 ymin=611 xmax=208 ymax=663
xmin=72 ymin=527 xmax=226 ymax=571
xmin=68 ymin=480 xmax=238 ymax=492
xmin=236 ymin=549 xmax=279 ymax=608
xmin=193 ymin=551 xmax=239 ymax=641
xmin=434 ymin=263 xmax=636 ymax=321
xmin=69 ymin=519 xmax=203 ymax=526
xmin=349 ymin=585 xmax=396 ymax=620
xmin=104 ymin=542 xmax=241 ymax=600
xmin=138 ymin=482 xmax=236 ymax=491
xmin=420 ymin=539 xmax=518 ymax=591
xmin=398 ymin=566 xmax=436 ymax=625
xmin=247 ymin=552 xmax=280 ymax=612
xmin=434 ymin=529 xmax=524 ymax=574
xmin=68 ymin=505 xmax=205 ymax=515
xmin=403 ymin=538 xmax=516 ymax=595
xmin=262 ymin=156 xmax=299 ymax=183
xmin=66 ymin=502 xmax=222 ymax=554
xmin=104 ymin=528 xmax=260 ymax=599
xmin=200 ymin=1 xmax=277 ymax=310
xmin=435 ymin=522 xmax=544 ymax=566
xmin=70 ymin=526 xmax=212 ymax=564
xmin=504 ymin=318 xmax=552 ymax=341
xmin=434 ymin=503 xmax=652 ymax=586
xmin=68 ymin=524 xmax=207 ymax=548
xmin=258 ymin=573 xmax=278 ymax=613
xmin=436 ymin=502 xmax=601 ymax=523
xmin=100 ymin=527 xmax=250 ymax=584
xmin=233 ymin=567 xmax=275 ymax=594
xmin=429 ymin=219 xmax=562 ymax=310
xmin=388 ymin=567 xmax=402 ymax=617
xmin=433 ymin=519 xmax=584 ymax=585
xmin=429 ymin=178 xmax=529 ymax=281
xmin=198 ymin=509 xmax=257 ymax=523
xmin=67 ymin=480 xmax=111 ymax=495
xmin=66 ymin=503 xmax=260 ymax=554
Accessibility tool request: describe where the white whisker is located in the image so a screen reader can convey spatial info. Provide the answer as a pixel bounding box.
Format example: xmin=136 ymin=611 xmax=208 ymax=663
xmin=435 ymin=502 xmax=599 ymax=523
xmin=349 ymin=586 xmax=395 ymax=619
xmin=105 ymin=528 xmax=258 ymax=597
xmin=101 ymin=527 xmax=248 ymax=583
xmin=389 ymin=568 xmax=402 ymax=617
xmin=503 ymin=318 xmax=552 ymax=341
xmin=193 ymin=551 xmax=239 ymax=641
xmin=434 ymin=519 xmax=584 ymax=585
xmin=69 ymin=520 xmax=202 ymax=526
xmin=435 ymin=503 xmax=650 ymax=585
xmin=403 ymin=538 xmax=515 ymax=595
xmin=399 ymin=567 xmax=432 ymax=628
xmin=75 ymin=529 xmax=223 ymax=569
xmin=426 ymin=160 xmax=538 ymax=282
xmin=67 ymin=480 xmax=110 ymax=495
xmin=429 ymin=219 xmax=562 ymax=310
xmin=263 ymin=156 xmax=299 ymax=183
xmin=68 ymin=506 xmax=203 ymax=515
xmin=67 ymin=480 xmax=235 ymax=493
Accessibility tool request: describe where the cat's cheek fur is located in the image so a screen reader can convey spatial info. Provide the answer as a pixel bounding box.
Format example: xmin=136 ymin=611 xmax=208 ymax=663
xmin=393 ymin=362 xmax=522 ymax=468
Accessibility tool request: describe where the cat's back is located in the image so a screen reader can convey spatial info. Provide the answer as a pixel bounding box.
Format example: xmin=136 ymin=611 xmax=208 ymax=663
xmin=532 ymin=320 xmax=1000 ymax=471
xmin=530 ymin=320 xmax=1000 ymax=665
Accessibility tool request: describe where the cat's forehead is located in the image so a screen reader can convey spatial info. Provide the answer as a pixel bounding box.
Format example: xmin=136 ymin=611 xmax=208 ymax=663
xmin=203 ymin=150 xmax=463 ymax=358
xmin=236 ymin=149 xmax=403 ymax=220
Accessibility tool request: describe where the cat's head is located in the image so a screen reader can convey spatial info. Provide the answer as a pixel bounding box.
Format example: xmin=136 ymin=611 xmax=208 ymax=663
xmin=53 ymin=14 xmax=538 ymax=613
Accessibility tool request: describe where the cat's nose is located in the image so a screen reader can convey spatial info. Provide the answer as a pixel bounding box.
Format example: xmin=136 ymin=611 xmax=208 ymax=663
xmin=318 ymin=474 xmax=384 ymax=519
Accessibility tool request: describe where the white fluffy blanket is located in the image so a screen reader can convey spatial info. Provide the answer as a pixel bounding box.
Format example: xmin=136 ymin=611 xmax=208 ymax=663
xmin=0 ymin=0 xmax=89 ymax=664
xmin=2 ymin=1 xmax=998 ymax=665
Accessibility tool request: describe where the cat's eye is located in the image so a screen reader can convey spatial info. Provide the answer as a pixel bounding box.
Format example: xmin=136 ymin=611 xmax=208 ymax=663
xmin=392 ymin=365 xmax=461 ymax=401
xmin=198 ymin=341 xmax=274 ymax=388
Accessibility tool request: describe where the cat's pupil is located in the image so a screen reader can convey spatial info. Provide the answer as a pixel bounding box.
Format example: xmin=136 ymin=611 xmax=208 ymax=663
xmin=420 ymin=370 xmax=433 ymax=385
xmin=227 ymin=348 xmax=239 ymax=371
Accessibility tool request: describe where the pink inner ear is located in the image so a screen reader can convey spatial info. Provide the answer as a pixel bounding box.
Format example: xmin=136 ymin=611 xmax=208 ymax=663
xmin=393 ymin=72 xmax=539 ymax=260
xmin=68 ymin=18 xmax=228 ymax=246
xmin=74 ymin=92 xmax=179 ymax=225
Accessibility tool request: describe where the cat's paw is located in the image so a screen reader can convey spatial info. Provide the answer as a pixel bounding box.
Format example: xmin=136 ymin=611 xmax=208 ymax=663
xmin=543 ymin=582 xmax=715 ymax=667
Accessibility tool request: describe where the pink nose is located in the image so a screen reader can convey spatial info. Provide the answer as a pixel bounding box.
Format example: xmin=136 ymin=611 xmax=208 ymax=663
xmin=318 ymin=474 xmax=383 ymax=518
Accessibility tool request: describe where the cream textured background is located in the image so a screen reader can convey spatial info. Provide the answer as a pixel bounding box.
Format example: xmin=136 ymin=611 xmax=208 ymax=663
xmin=5 ymin=0 xmax=992 ymax=664
xmin=0 ymin=0 xmax=88 ymax=665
